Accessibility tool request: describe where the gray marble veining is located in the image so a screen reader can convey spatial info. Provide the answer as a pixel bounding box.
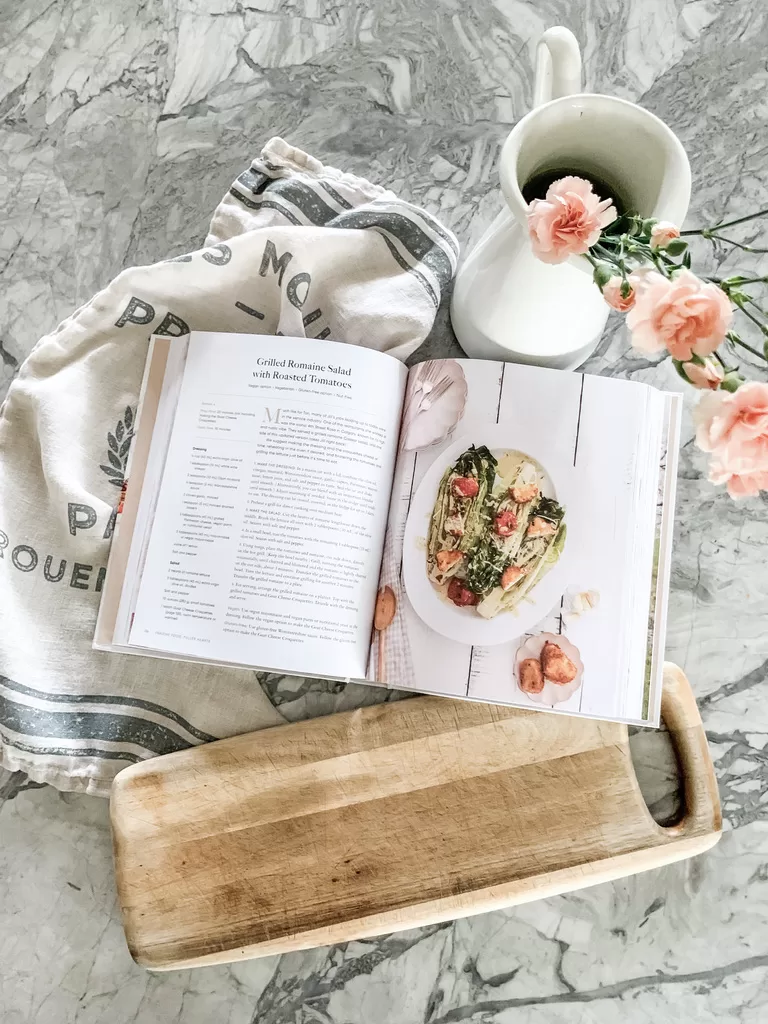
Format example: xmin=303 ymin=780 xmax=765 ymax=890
xmin=1 ymin=1 xmax=767 ymax=1021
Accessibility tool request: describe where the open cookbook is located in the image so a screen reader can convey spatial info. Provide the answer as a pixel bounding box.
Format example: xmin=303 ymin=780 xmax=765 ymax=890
xmin=95 ymin=331 xmax=681 ymax=726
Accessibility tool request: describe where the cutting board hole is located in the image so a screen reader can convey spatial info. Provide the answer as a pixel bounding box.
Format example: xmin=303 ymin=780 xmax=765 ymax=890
xmin=629 ymin=722 xmax=683 ymax=827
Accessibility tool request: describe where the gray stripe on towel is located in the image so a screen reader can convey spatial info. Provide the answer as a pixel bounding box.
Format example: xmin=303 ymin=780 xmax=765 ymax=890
xmin=0 ymin=692 xmax=200 ymax=756
xmin=229 ymin=175 xmax=455 ymax=294
xmin=227 ymin=190 xmax=304 ymax=224
xmin=378 ymin=233 xmax=439 ymax=307
xmin=232 ymin=176 xmax=339 ymax=225
xmin=316 ymin=180 xmax=354 ymax=210
xmin=327 ymin=207 xmax=455 ymax=288
xmin=0 ymin=729 xmax=143 ymax=764
xmin=0 ymin=674 xmax=216 ymax=743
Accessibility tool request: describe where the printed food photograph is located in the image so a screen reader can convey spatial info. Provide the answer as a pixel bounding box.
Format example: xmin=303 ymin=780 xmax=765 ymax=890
xmin=514 ymin=632 xmax=584 ymax=706
xmin=427 ymin=444 xmax=566 ymax=618
xmin=402 ymin=431 xmax=572 ymax=647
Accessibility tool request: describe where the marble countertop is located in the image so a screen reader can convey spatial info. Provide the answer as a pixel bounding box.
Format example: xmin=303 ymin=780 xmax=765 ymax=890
xmin=2 ymin=1 xmax=767 ymax=1021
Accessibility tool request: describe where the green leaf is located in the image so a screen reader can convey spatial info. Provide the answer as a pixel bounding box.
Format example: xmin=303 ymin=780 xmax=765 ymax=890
xmin=593 ymin=263 xmax=613 ymax=288
xmin=107 ymin=449 xmax=121 ymax=470
xmin=124 ymin=406 xmax=133 ymax=429
xmin=664 ymin=238 xmax=688 ymax=256
xmin=682 ymin=249 xmax=692 ymax=268
xmin=764 ymin=336 xmax=768 ymax=361
xmin=116 ymin=420 xmax=124 ymax=442
xmin=100 ymin=464 xmax=123 ymax=478
xmin=119 ymin=437 xmax=132 ymax=459
xmin=107 ymin=431 xmax=118 ymax=452
xmin=672 ymin=359 xmax=691 ymax=382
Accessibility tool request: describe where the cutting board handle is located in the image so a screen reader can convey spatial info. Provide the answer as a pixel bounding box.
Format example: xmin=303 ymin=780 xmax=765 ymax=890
xmin=657 ymin=662 xmax=722 ymax=838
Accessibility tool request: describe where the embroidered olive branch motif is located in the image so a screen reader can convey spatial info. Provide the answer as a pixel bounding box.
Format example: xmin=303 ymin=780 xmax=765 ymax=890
xmin=100 ymin=406 xmax=134 ymax=488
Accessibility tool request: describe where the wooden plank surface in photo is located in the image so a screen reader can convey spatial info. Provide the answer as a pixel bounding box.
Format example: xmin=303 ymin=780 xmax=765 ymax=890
xmin=111 ymin=663 xmax=721 ymax=970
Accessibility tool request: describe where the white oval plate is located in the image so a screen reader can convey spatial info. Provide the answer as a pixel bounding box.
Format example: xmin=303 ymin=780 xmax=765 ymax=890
xmin=514 ymin=632 xmax=584 ymax=706
xmin=402 ymin=429 xmax=573 ymax=646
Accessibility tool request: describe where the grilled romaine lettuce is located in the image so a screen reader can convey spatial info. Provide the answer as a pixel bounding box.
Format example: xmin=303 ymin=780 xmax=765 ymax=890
xmin=427 ymin=446 xmax=497 ymax=583
xmin=476 ymin=497 xmax=566 ymax=619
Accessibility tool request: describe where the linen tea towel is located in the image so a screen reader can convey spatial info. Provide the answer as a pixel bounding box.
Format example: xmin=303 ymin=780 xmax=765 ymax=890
xmin=0 ymin=137 xmax=459 ymax=796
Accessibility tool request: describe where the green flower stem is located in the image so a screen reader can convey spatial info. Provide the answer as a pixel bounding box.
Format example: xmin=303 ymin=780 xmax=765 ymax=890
xmin=746 ymin=295 xmax=768 ymax=317
xmin=708 ymin=233 xmax=768 ymax=254
xmin=709 ymin=276 xmax=768 ymax=288
xmin=680 ymin=208 xmax=768 ymax=236
xmin=727 ymin=329 xmax=767 ymax=361
xmin=590 ymin=244 xmax=632 ymax=280
xmin=592 ymin=242 xmax=621 ymax=261
xmin=591 ymin=234 xmax=681 ymax=274
xmin=651 ymin=256 xmax=666 ymax=274
xmin=733 ymin=298 xmax=768 ymax=336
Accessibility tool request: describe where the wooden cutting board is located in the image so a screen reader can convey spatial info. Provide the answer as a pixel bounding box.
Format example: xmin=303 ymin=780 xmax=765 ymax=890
xmin=111 ymin=663 xmax=721 ymax=970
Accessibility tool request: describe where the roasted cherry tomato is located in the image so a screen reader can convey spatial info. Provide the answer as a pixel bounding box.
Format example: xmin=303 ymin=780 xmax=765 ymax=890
xmin=494 ymin=509 xmax=518 ymax=537
xmin=451 ymin=476 xmax=479 ymax=499
xmin=447 ymin=578 xmax=479 ymax=606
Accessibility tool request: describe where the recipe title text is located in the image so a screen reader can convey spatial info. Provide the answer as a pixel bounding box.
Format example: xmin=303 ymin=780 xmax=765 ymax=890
xmin=252 ymin=356 xmax=353 ymax=390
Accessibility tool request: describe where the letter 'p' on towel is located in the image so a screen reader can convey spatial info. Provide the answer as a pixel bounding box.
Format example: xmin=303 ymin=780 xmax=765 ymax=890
xmin=0 ymin=138 xmax=458 ymax=795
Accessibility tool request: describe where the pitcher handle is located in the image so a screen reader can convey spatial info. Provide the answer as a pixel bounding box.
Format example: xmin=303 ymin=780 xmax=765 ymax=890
xmin=532 ymin=26 xmax=582 ymax=108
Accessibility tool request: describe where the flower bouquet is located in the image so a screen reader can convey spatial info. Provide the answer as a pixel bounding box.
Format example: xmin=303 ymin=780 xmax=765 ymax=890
xmin=527 ymin=176 xmax=768 ymax=499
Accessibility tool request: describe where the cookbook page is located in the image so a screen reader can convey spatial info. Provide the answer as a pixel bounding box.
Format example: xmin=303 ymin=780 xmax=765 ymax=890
xmin=128 ymin=332 xmax=407 ymax=678
xmin=371 ymin=359 xmax=668 ymax=725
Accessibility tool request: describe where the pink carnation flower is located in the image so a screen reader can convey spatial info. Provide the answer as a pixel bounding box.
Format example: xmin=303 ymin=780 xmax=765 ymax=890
xmin=709 ymin=462 xmax=768 ymax=499
xmin=602 ymin=275 xmax=636 ymax=312
xmin=626 ymin=268 xmax=733 ymax=361
xmin=527 ymin=176 xmax=617 ymax=264
xmin=694 ymin=382 xmax=768 ymax=498
xmin=650 ymin=221 xmax=681 ymax=249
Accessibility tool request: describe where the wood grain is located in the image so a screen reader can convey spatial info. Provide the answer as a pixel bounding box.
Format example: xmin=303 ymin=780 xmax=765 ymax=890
xmin=111 ymin=663 xmax=721 ymax=970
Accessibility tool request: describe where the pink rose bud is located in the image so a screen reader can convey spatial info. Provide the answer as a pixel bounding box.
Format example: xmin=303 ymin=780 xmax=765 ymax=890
xmin=682 ymin=360 xmax=724 ymax=390
xmin=527 ymin=175 xmax=617 ymax=264
xmin=650 ymin=221 xmax=681 ymax=249
xmin=602 ymin=276 xmax=636 ymax=312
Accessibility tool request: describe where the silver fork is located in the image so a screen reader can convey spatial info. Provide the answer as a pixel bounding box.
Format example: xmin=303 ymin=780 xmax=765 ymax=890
xmin=418 ymin=375 xmax=452 ymax=411
xmin=404 ymin=361 xmax=441 ymax=422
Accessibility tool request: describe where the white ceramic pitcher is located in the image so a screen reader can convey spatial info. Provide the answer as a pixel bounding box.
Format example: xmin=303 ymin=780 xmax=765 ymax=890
xmin=450 ymin=27 xmax=692 ymax=370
